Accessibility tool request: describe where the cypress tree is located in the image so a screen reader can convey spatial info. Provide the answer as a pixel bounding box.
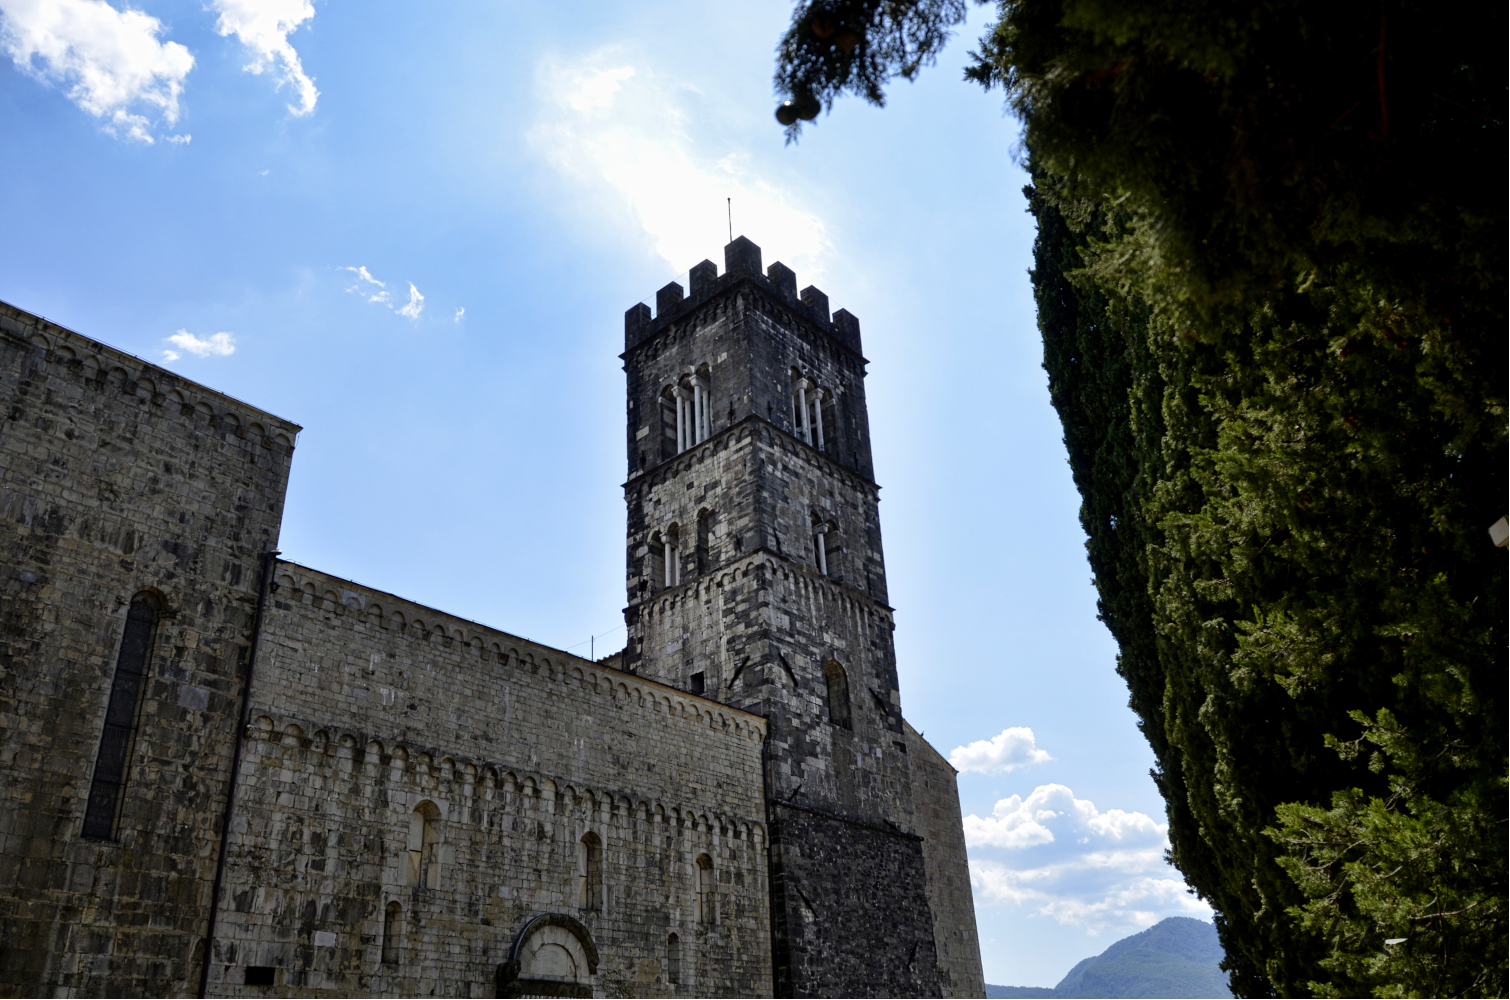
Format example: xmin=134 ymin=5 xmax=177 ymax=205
xmin=776 ymin=1 xmax=1506 ymax=993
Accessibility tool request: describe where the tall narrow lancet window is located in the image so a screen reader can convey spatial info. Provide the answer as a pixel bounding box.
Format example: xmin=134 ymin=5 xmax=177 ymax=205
xmin=407 ymin=801 xmax=441 ymax=888
xmin=696 ymin=509 xmax=712 ymax=576
xmin=824 ymin=661 xmax=852 ymax=730
xmin=82 ymin=591 xmax=161 ymax=840
xmin=667 ymin=933 xmax=682 ymax=985
xmin=381 ymin=902 xmax=402 ymax=965
xmin=695 ymin=854 xmax=715 ymax=923
xmin=578 ymin=831 xmax=603 ymax=911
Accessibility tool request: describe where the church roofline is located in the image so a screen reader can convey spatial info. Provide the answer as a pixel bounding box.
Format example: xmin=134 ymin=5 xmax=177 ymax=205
xmin=619 ymin=236 xmax=866 ymax=364
xmin=271 ymin=557 xmax=770 ymax=726
xmin=0 ymin=298 xmax=303 ymax=439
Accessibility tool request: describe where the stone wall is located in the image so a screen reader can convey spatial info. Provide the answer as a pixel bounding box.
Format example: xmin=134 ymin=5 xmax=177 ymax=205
xmin=208 ymin=561 xmax=772 ymax=997
xmin=0 ymin=301 xmax=300 ymax=994
xmin=906 ymin=723 xmax=985 ymax=999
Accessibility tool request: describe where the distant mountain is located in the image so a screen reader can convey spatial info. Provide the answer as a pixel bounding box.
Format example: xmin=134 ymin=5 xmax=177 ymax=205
xmin=985 ymin=917 xmax=1232 ymax=999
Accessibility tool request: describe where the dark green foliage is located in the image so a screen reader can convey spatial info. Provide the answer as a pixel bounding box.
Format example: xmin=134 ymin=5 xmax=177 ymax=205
xmin=776 ymin=1 xmax=1506 ymax=996
xmin=773 ymin=0 xmax=969 ymax=139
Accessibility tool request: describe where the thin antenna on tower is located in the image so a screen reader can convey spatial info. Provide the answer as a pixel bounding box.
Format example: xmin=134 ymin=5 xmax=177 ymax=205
xmin=727 ymin=198 xmax=733 ymax=242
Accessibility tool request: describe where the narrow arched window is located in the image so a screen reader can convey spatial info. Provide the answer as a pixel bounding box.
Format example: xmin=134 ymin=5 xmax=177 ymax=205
xmin=824 ymin=661 xmax=852 ymax=730
xmin=695 ymin=854 xmax=714 ymax=923
xmin=579 ymin=831 xmax=603 ymax=911
xmin=82 ymin=592 xmax=160 ymax=840
xmin=660 ymin=387 xmax=680 ymax=461
xmin=696 ymin=509 xmax=712 ymax=576
xmin=667 ymin=933 xmax=681 ymax=985
xmin=381 ymin=902 xmax=401 ymax=965
xmin=407 ymin=802 xmax=441 ymax=888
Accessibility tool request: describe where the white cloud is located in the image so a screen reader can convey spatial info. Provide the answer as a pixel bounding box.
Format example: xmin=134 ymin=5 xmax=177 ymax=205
xmin=964 ymin=783 xmax=1210 ymax=935
xmin=950 ymin=727 xmax=1053 ymax=774
xmin=341 ymin=265 xmax=424 ymax=320
xmin=162 ymin=329 xmax=235 ymax=362
xmin=530 ymin=49 xmax=830 ymax=279
xmin=210 ymin=0 xmax=317 ymax=116
xmin=396 ymin=282 xmax=424 ymax=319
xmin=454 ymin=307 xmax=464 ymax=323
xmin=0 ymin=0 xmax=194 ymax=143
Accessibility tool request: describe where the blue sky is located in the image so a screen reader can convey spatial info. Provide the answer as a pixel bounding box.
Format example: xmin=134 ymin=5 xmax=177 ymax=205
xmin=0 ymin=0 xmax=1213 ymax=986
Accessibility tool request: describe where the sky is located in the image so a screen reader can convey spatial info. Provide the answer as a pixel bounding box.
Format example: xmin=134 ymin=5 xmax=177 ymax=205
xmin=0 ymin=0 xmax=1213 ymax=987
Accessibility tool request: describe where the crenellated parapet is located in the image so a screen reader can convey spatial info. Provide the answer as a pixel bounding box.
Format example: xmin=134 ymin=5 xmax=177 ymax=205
xmin=623 ymin=236 xmax=864 ymax=359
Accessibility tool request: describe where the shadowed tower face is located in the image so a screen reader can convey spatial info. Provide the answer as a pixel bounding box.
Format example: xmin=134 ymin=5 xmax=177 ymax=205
xmin=621 ymin=237 xmax=942 ymax=997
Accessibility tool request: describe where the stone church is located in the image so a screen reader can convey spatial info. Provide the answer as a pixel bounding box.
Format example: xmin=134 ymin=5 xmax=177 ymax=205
xmin=0 ymin=238 xmax=984 ymax=998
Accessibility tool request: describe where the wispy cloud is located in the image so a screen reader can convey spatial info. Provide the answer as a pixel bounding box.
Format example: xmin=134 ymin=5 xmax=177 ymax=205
xmin=950 ymin=727 xmax=1053 ymax=774
xmin=964 ymin=783 xmax=1209 ymax=935
xmin=162 ymin=329 xmax=235 ymax=362
xmin=530 ymin=49 xmax=830 ymax=278
xmin=0 ymin=0 xmax=194 ymax=143
xmin=396 ymin=282 xmax=424 ymax=320
xmin=210 ymin=0 xmax=317 ymax=116
xmin=454 ymin=307 xmax=464 ymax=323
xmin=342 ymin=266 xmax=427 ymax=320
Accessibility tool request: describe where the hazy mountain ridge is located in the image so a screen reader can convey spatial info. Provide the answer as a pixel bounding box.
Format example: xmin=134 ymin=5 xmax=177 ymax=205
xmin=986 ymin=917 xmax=1232 ymax=999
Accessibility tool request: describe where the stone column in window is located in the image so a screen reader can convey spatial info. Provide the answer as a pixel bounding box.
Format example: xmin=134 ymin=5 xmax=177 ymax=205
xmin=797 ymin=381 xmax=812 ymax=443
xmin=676 ymin=394 xmax=687 ymax=453
xmin=812 ymin=389 xmax=825 ymax=449
xmin=693 ymin=382 xmax=705 ymax=443
xmin=814 ymin=523 xmax=829 ymax=576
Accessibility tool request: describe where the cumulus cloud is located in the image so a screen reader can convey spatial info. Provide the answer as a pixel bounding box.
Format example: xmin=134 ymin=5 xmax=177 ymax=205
xmin=950 ymin=727 xmax=1053 ymax=774
xmin=964 ymin=783 xmax=1210 ymax=935
xmin=0 ymin=0 xmax=194 ymax=143
xmin=396 ymin=282 xmax=424 ymax=320
xmin=210 ymin=0 xmax=317 ymax=116
xmin=162 ymin=329 xmax=235 ymax=362
xmin=530 ymin=49 xmax=830 ymax=278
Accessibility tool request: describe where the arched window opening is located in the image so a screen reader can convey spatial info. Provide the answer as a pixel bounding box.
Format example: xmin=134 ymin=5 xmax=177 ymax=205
xmin=668 ymin=371 xmax=713 ymax=456
xmin=790 ymin=375 xmax=825 ymax=449
xmin=695 ymin=854 xmax=714 ymax=923
xmin=695 ymin=510 xmax=712 ymax=576
xmin=381 ymin=902 xmax=401 ymax=965
xmin=83 ymin=591 xmax=161 ymax=840
xmin=667 ymin=933 xmax=681 ymax=985
xmin=824 ymin=661 xmax=852 ymax=730
xmin=406 ymin=801 xmax=441 ymax=888
xmin=578 ymin=831 xmax=603 ymax=911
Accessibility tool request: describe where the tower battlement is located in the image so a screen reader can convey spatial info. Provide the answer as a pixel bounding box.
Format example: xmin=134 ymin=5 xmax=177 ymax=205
xmin=624 ymin=237 xmax=864 ymax=357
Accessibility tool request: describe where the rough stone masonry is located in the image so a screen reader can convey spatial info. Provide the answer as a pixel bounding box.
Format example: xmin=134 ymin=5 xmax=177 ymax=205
xmin=0 ymin=239 xmax=984 ymax=998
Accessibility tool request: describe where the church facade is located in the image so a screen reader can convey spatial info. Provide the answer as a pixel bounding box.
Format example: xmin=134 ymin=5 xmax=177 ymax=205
xmin=0 ymin=239 xmax=983 ymax=998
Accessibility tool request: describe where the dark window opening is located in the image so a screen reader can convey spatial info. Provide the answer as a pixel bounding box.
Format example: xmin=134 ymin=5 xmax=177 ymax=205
xmin=579 ymin=832 xmax=603 ymax=911
xmin=245 ymin=966 xmax=276 ymax=987
xmin=824 ymin=661 xmax=852 ymax=730
xmin=83 ymin=592 xmax=160 ymax=840
xmin=696 ymin=854 xmax=715 ymax=923
xmin=689 ymin=671 xmax=705 ymax=696
xmin=667 ymin=933 xmax=681 ymax=985
xmin=381 ymin=902 xmax=401 ymax=965
xmin=695 ymin=509 xmax=712 ymax=576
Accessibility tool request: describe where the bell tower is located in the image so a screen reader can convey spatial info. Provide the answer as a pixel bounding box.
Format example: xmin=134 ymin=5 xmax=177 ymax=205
xmin=621 ymin=238 xmax=943 ymax=997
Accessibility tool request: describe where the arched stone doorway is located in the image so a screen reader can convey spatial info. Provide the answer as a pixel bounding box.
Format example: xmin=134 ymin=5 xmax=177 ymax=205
xmin=495 ymin=913 xmax=598 ymax=998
